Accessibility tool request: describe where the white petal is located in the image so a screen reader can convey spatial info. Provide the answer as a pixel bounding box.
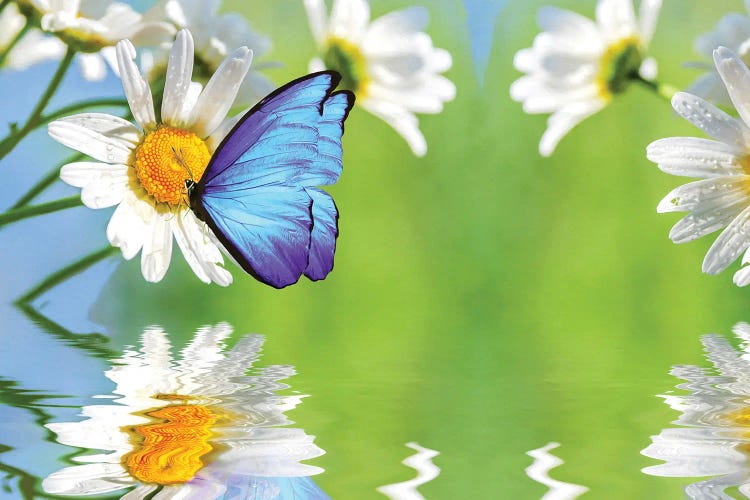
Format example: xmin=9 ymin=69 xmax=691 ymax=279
xmin=121 ymin=484 xmax=159 ymax=500
xmin=363 ymin=98 xmax=426 ymax=156
xmin=162 ymin=29 xmax=195 ymax=127
xmin=329 ymin=0 xmax=370 ymax=41
xmin=656 ymin=176 xmax=750 ymax=213
xmin=703 ymin=205 xmax=750 ymax=274
xmin=141 ymin=212 xmax=173 ymax=283
xmin=303 ymin=0 xmax=328 ymax=47
xmin=596 ymin=0 xmax=638 ymax=42
xmin=713 ymin=46 xmax=750 ymax=130
xmin=172 ymin=212 xmax=232 ymax=286
xmin=365 ymin=6 xmax=428 ymax=46
xmin=685 ymin=72 xmax=731 ymax=108
xmin=646 ymin=137 xmax=745 ymax=177
xmin=77 ymin=52 xmax=107 ymax=81
xmin=106 ymin=191 xmax=155 ymax=260
xmin=309 ymin=56 xmax=326 ymax=72
xmin=48 ymin=120 xmax=134 ymax=164
xmin=671 ymin=91 xmax=748 ymax=148
xmin=668 ymin=196 xmax=748 ymax=243
xmin=60 ymin=161 xmax=128 ymax=188
xmin=42 ymin=463 xmax=133 ymax=496
xmin=638 ymin=0 xmax=662 ymax=45
xmin=537 ymin=6 xmax=600 ymax=47
xmin=639 ymin=57 xmax=658 ymax=81
xmin=539 ymin=99 xmax=605 ymax=156
xmin=53 ymin=113 xmax=140 ymax=144
xmin=6 ymin=30 xmax=65 ymax=70
xmin=734 ymin=263 xmax=750 ymax=286
xmin=189 ymin=47 xmax=253 ymax=138
xmin=116 ymin=39 xmax=156 ymax=131
xmin=79 ymin=168 xmax=129 ymax=209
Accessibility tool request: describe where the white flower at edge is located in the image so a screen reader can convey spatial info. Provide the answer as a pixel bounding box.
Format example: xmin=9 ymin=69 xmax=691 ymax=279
xmin=42 ymin=324 xmax=326 ymax=498
xmin=641 ymin=323 xmax=750 ymax=497
xmin=647 ymin=47 xmax=750 ymax=287
xmin=142 ymin=0 xmax=275 ymax=107
xmin=16 ymin=0 xmax=174 ymax=81
xmin=0 ymin=3 xmax=66 ymax=71
xmin=511 ymin=0 xmax=662 ymax=156
xmin=48 ymin=29 xmax=256 ymax=286
xmin=686 ymin=0 xmax=750 ymax=107
xmin=303 ymin=0 xmax=455 ymax=157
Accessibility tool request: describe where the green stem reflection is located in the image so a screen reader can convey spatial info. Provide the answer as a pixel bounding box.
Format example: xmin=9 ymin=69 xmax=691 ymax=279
xmin=0 ymin=21 xmax=29 ymax=68
xmin=15 ymin=245 xmax=118 ymax=305
xmin=0 ymin=47 xmax=75 ymax=162
xmin=0 ymin=195 xmax=82 ymax=228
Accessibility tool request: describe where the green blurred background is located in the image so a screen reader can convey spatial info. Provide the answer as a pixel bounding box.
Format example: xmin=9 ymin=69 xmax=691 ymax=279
xmin=11 ymin=0 xmax=750 ymax=498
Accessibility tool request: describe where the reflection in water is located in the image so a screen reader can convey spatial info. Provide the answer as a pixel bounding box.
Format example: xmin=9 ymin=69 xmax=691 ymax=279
xmin=525 ymin=442 xmax=588 ymax=500
xmin=42 ymin=323 xmax=329 ymax=498
xmin=376 ymin=442 xmax=440 ymax=500
xmin=642 ymin=323 xmax=750 ymax=498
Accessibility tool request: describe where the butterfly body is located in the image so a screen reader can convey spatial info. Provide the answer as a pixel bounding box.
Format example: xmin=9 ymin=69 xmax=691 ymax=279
xmin=189 ymin=71 xmax=354 ymax=288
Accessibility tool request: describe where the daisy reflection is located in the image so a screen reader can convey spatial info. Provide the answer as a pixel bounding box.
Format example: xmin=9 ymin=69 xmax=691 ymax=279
xmin=642 ymin=323 xmax=750 ymax=498
xmin=376 ymin=442 xmax=440 ymax=500
xmin=525 ymin=442 xmax=588 ymax=500
xmin=42 ymin=323 xmax=328 ymax=499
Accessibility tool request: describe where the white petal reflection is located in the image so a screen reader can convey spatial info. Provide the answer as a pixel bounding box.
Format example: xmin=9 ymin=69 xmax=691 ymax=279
xmin=42 ymin=323 xmax=329 ymax=498
xmin=525 ymin=442 xmax=589 ymax=500
xmin=376 ymin=442 xmax=440 ymax=500
xmin=642 ymin=323 xmax=750 ymax=498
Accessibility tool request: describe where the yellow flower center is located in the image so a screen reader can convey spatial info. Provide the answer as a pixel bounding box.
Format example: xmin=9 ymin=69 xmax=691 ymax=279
xmin=123 ymin=403 xmax=219 ymax=485
xmin=134 ymin=126 xmax=210 ymax=206
xmin=323 ymin=36 xmax=370 ymax=97
xmin=597 ymin=36 xmax=643 ymax=100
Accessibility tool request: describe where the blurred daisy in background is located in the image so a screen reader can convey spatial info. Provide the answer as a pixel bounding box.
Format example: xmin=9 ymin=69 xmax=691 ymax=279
xmin=0 ymin=2 xmax=65 ymax=71
xmin=14 ymin=0 xmax=174 ymax=81
xmin=143 ymin=0 xmax=276 ymax=107
xmin=686 ymin=1 xmax=750 ymax=106
xmin=42 ymin=323 xmax=327 ymax=498
xmin=303 ymin=0 xmax=455 ymax=157
xmin=648 ymin=47 xmax=750 ymax=287
xmin=48 ymin=29 xmax=255 ymax=285
xmin=642 ymin=323 xmax=750 ymax=497
xmin=511 ymin=0 xmax=662 ymax=156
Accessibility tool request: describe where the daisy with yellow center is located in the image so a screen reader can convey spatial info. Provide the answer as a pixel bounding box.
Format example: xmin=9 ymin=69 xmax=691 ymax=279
xmin=642 ymin=323 xmax=750 ymax=496
xmin=141 ymin=0 xmax=276 ymax=107
xmin=303 ymin=0 xmax=455 ymax=157
xmin=42 ymin=324 xmax=327 ymax=497
xmin=48 ymin=29 xmax=257 ymax=285
xmin=511 ymin=0 xmax=663 ymax=156
xmin=648 ymin=47 xmax=750 ymax=287
xmin=14 ymin=0 xmax=174 ymax=81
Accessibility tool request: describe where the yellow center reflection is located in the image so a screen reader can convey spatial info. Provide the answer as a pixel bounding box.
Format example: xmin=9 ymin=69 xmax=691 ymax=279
xmin=134 ymin=126 xmax=211 ymax=206
xmin=123 ymin=400 xmax=219 ymax=485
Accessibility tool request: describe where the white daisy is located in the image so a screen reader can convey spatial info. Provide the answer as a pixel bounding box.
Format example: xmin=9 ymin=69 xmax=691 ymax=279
xmin=16 ymin=0 xmax=174 ymax=81
xmin=42 ymin=323 xmax=326 ymax=498
xmin=641 ymin=323 xmax=750 ymax=497
xmin=647 ymin=47 xmax=750 ymax=287
xmin=47 ymin=29 xmax=257 ymax=286
xmin=511 ymin=0 xmax=662 ymax=156
xmin=686 ymin=1 xmax=750 ymax=107
xmin=0 ymin=2 xmax=65 ymax=71
xmin=142 ymin=0 xmax=275 ymax=107
xmin=303 ymin=0 xmax=455 ymax=157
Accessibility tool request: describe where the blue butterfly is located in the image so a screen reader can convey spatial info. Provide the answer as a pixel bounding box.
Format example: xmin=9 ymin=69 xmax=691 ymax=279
xmin=188 ymin=71 xmax=354 ymax=289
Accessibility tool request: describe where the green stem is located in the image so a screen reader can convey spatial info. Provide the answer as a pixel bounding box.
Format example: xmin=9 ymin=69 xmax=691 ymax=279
xmin=633 ymin=75 xmax=679 ymax=102
xmin=0 ymin=47 xmax=75 ymax=162
xmin=39 ymin=97 xmax=130 ymax=126
xmin=0 ymin=0 xmax=11 ymax=13
xmin=0 ymin=21 xmax=30 ymax=67
xmin=0 ymin=195 xmax=82 ymax=227
xmin=15 ymin=245 xmax=118 ymax=304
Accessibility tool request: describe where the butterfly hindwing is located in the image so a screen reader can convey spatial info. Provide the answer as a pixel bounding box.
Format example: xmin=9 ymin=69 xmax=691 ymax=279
xmin=200 ymin=185 xmax=313 ymax=288
xmin=304 ymin=188 xmax=339 ymax=281
xmin=192 ymin=72 xmax=354 ymax=287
